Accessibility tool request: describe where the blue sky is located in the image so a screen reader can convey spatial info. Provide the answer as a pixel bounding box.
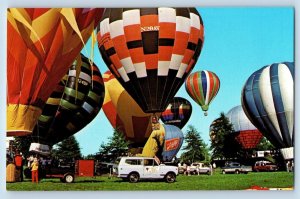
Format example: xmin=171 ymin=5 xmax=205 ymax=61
xmin=76 ymin=7 xmax=294 ymax=156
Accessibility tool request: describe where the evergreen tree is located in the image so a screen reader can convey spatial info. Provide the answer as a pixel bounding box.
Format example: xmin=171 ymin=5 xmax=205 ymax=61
xmin=52 ymin=135 xmax=82 ymax=162
xmin=256 ymin=137 xmax=275 ymax=151
xmin=180 ymin=125 xmax=209 ymax=163
xmin=98 ymin=129 xmax=130 ymax=162
xmin=210 ymin=112 xmax=242 ymax=160
xmin=12 ymin=136 xmax=32 ymax=158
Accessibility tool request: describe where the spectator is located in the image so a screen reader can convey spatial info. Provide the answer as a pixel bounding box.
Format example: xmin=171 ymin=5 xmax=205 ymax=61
xmin=27 ymin=155 xmax=34 ymax=168
xmin=14 ymin=151 xmax=24 ymax=182
xmin=196 ymin=164 xmax=200 ymax=175
xmin=31 ymin=157 xmax=39 ymax=183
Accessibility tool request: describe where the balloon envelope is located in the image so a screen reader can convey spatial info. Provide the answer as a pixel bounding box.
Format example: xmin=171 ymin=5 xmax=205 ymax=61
xmin=242 ymin=62 xmax=294 ymax=158
xmin=30 ymin=54 xmax=105 ymax=147
xmin=185 ymin=70 xmax=220 ymax=115
xmin=97 ymin=8 xmax=204 ymax=113
xmin=7 ymin=8 xmax=104 ymax=136
xmin=161 ymin=97 xmax=192 ymax=129
xmin=226 ymin=105 xmax=263 ymax=149
xmin=102 ymin=71 xmax=155 ymax=146
xmin=142 ymin=124 xmax=184 ymax=162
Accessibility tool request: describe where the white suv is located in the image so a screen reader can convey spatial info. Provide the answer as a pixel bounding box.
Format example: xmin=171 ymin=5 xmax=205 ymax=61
xmin=114 ymin=157 xmax=178 ymax=183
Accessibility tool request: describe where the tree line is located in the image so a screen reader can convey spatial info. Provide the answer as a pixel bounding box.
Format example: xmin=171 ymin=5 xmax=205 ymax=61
xmin=12 ymin=112 xmax=275 ymax=164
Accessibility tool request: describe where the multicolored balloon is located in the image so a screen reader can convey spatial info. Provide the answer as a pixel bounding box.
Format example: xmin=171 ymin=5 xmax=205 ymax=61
xmin=102 ymin=71 xmax=156 ymax=146
xmin=97 ymin=8 xmax=204 ymax=115
xmin=161 ymin=97 xmax=192 ymax=129
xmin=29 ymin=54 xmax=105 ymax=155
xmin=185 ymin=70 xmax=220 ymax=116
xmin=226 ymin=105 xmax=263 ymax=149
xmin=242 ymin=62 xmax=294 ymax=159
xmin=141 ymin=124 xmax=184 ymax=162
xmin=7 ymin=8 xmax=104 ymax=136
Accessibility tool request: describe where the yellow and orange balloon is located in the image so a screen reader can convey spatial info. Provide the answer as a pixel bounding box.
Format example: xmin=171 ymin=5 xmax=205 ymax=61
xmin=7 ymin=8 xmax=104 ymax=136
xmin=103 ymin=71 xmax=160 ymax=146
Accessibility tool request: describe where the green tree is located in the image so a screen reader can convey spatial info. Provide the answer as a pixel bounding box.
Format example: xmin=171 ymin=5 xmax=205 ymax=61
xmin=52 ymin=135 xmax=82 ymax=162
xmin=210 ymin=112 xmax=242 ymax=160
xmin=256 ymin=137 xmax=275 ymax=151
xmin=180 ymin=125 xmax=209 ymax=163
xmin=98 ymin=129 xmax=130 ymax=162
xmin=12 ymin=136 xmax=32 ymax=158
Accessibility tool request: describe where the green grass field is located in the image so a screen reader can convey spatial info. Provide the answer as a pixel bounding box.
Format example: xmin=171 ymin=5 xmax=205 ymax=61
xmin=6 ymin=171 xmax=294 ymax=191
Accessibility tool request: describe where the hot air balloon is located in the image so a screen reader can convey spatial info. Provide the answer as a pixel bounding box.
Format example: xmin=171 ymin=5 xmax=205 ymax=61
xmin=29 ymin=54 xmax=105 ymax=155
xmin=242 ymin=62 xmax=294 ymax=160
xmin=141 ymin=124 xmax=184 ymax=162
xmin=226 ymin=105 xmax=263 ymax=149
xmin=7 ymin=8 xmax=104 ymax=137
xmin=185 ymin=70 xmax=220 ymax=116
xmin=160 ymin=97 xmax=192 ymax=129
xmin=97 ymin=8 xmax=204 ymax=123
xmin=102 ymin=71 xmax=157 ymax=146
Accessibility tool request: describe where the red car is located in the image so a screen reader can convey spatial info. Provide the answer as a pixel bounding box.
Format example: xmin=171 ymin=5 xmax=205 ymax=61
xmin=253 ymin=161 xmax=278 ymax=172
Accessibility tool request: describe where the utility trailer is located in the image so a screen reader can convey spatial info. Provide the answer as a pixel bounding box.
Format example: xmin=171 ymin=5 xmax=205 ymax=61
xmin=24 ymin=159 xmax=95 ymax=183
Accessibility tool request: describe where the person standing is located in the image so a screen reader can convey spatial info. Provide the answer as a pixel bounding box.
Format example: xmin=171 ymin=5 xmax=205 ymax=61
xmin=14 ymin=151 xmax=24 ymax=182
xmin=31 ymin=158 xmax=39 ymax=183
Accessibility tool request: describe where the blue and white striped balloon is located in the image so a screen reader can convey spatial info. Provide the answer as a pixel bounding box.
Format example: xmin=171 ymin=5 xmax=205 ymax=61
xmin=241 ymin=62 xmax=294 ymax=159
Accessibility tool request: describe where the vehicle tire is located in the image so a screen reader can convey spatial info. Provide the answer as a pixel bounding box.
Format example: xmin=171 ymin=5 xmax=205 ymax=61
xmin=235 ymin=170 xmax=240 ymax=174
xmin=60 ymin=178 xmax=65 ymax=183
xmin=128 ymin=172 xmax=139 ymax=183
xmin=165 ymin=172 xmax=176 ymax=183
xmin=64 ymin=173 xmax=74 ymax=183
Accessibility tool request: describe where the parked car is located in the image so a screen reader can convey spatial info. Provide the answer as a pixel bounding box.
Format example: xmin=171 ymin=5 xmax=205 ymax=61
xmin=221 ymin=162 xmax=252 ymax=174
xmin=190 ymin=162 xmax=212 ymax=175
xmin=253 ymin=161 xmax=278 ymax=172
xmin=114 ymin=157 xmax=178 ymax=183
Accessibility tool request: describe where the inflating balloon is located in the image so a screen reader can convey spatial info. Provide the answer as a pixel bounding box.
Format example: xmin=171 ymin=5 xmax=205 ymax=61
xmin=161 ymin=97 xmax=192 ymax=129
xmin=141 ymin=124 xmax=184 ymax=162
xmin=29 ymin=54 xmax=105 ymax=155
xmin=97 ymin=8 xmax=204 ymax=124
xmin=226 ymin=105 xmax=263 ymax=149
xmin=242 ymin=62 xmax=294 ymax=160
xmin=102 ymin=71 xmax=157 ymax=146
xmin=185 ymin=70 xmax=220 ymax=116
xmin=7 ymin=8 xmax=104 ymax=136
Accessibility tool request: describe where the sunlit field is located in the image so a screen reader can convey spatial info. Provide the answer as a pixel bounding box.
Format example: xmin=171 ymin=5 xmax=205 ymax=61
xmin=7 ymin=171 xmax=293 ymax=191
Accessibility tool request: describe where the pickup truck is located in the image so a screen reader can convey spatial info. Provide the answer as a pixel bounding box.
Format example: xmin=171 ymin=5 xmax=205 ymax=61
xmin=114 ymin=157 xmax=178 ymax=183
xmin=190 ymin=162 xmax=212 ymax=175
xmin=221 ymin=162 xmax=252 ymax=174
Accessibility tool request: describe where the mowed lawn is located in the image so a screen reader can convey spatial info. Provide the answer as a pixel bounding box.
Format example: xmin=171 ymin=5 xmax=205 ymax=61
xmin=7 ymin=171 xmax=294 ymax=191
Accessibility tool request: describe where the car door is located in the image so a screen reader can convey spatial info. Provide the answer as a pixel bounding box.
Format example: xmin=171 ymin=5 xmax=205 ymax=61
xmin=143 ymin=159 xmax=160 ymax=178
